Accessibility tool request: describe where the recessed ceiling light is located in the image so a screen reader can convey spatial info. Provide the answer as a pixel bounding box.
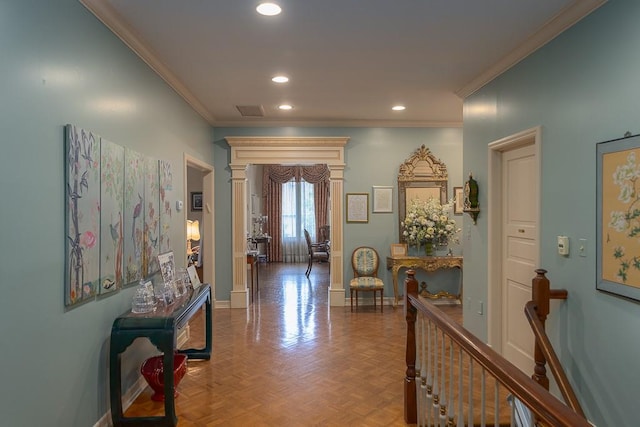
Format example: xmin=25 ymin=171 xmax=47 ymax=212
xmin=392 ymin=105 xmax=406 ymax=111
xmin=272 ymin=75 xmax=289 ymax=83
xmin=257 ymin=3 xmax=281 ymax=16
xmin=278 ymin=104 xmax=293 ymax=110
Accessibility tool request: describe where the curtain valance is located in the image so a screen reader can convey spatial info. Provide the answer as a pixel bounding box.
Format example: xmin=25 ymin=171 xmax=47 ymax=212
xmin=263 ymin=164 xmax=329 ymax=184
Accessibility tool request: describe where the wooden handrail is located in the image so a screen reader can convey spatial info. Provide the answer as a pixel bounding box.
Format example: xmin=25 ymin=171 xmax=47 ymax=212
xmin=527 ymin=268 xmax=585 ymax=418
xmin=404 ymin=270 xmax=590 ymax=426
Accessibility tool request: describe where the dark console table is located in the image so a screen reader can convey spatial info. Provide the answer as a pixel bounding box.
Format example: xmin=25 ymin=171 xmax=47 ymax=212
xmin=110 ymin=283 xmax=212 ymax=426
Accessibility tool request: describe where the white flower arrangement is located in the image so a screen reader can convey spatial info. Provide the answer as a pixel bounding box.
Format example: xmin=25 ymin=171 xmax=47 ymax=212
xmin=401 ymin=197 xmax=460 ymax=247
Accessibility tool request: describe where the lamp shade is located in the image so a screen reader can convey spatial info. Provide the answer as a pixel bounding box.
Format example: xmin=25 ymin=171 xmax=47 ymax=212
xmin=187 ymin=220 xmax=200 ymax=241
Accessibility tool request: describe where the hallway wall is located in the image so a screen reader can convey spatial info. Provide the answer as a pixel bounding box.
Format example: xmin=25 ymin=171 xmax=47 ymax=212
xmin=0 ymin=2 xmax=213 ymax=425
xmin=463 ymin=0 xmax=640 ymax=425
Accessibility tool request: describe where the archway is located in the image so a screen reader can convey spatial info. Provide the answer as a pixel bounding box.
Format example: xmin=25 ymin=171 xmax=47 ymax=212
xmin=225 ymin=136 xmax=349 ymax=308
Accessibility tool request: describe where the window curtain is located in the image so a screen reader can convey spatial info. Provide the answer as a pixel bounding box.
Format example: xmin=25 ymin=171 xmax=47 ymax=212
xmin=262 ymin=164 xmax=330 ymax=262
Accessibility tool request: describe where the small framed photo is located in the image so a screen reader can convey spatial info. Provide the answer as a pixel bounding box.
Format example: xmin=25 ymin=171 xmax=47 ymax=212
xmin=390 ymin=243 xmax=408 ymax=257
xmin=372 ymin=186 xmax=393 ymax=213
xmin=157 ymin=251 xmax=175 ymax=285
xmin=191 ymin=192 xmax=203 ymax=211
xmin=453 ymin=187 xmax=464 ymax=215
xmin=346 ymin=193 xmax=369 ymax=223
xmin=187 ymin=265 xmax=201 ymax=290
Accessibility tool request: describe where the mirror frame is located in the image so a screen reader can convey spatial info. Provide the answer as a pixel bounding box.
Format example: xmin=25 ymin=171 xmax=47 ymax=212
xmin=397 ymin=145 xmax=448 ymax=242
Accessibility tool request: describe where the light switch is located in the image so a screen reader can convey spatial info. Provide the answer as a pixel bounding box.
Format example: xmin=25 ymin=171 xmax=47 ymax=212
xmin=579 ymin=238 xmax=587 ymax=257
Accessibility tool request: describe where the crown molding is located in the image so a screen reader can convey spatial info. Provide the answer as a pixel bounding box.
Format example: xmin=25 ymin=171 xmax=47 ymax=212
xmin=212 ymin=119 xmax=463 ymax=128
xmin=456 ymin=0 xmax=608 ymax=98
xmin=79 ymin=0 xmax=215 ymax=123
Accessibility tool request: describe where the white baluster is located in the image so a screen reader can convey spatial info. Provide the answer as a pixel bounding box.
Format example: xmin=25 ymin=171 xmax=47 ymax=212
xmin=481 ymin=367 xmax=486 ymax=427
xmin=426 ymin=320 xmax=433 ymax=426
xmin=457 ymin=348 xmax=464 ymax=427
xmin=416 ymin=316 xmax=423 ymax=426
xmin=468 ymin=359 xmax=474 ymax=426
xmin=494 ymin=382 xmax=499 ymax=427
xmin=448 ymin=336 xmax=454 ymax=427
xmin=440 ymin=330 xmax=446 ymax=427
xmin=432 ymin=325 xmax=439 ymax=423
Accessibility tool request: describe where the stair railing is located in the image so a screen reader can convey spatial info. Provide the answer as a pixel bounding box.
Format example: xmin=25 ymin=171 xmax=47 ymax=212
xmin=404 ymin=269 xmax=590 ymax=426
xmin=525 ymin=268 xmax=585 ymax=418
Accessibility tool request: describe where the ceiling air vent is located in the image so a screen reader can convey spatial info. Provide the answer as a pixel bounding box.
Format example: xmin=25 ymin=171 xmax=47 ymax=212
xmin=236 ymin=105 xmax=265 ymax=117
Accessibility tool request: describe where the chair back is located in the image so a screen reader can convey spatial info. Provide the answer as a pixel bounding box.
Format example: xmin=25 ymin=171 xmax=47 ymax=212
xmin=319 ymin=225 xmax=330 ymax=242
xmin=303 ymin=229 xmax=312 ymax=255
xmin=351 ymin=246 xmax=379 ymax=278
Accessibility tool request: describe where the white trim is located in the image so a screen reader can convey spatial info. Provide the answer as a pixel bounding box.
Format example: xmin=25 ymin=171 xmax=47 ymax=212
xmin=487 ymin=126 xmax=541 ymax=350
xmin=457 ymin=0 xmax=607 ymax=98
xmin=225 ymin=137 xmax=349 ymax=307
xmin=93 ymin=376 xmax=148 ymax=427
xmin=184 ymin=154 xmax=216 ymax=301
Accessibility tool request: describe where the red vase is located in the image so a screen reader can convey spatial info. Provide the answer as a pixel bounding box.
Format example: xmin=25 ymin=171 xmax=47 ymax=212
xmin=140 ymin=353 xmax=188 ymax=402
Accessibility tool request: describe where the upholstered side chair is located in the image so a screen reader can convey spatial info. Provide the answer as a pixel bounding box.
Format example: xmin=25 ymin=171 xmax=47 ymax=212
xmin=349 ymin=246 xmax=384 ymax=312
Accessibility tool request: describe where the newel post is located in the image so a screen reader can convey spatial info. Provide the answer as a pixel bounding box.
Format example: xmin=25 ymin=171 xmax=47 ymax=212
xmin=404 ymin=269 xmax=418 ymax=424
xmin=531 ymin=268 xmax=550 ymax=390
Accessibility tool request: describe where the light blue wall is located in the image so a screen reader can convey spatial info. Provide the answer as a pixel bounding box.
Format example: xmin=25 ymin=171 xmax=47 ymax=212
xmin=463 ymin=1 xmax=639 ymax=425
xmin=0 ymin=2 xmax=213 ymax=426
xmin=213 ymin=127 xmax=463 ymax=303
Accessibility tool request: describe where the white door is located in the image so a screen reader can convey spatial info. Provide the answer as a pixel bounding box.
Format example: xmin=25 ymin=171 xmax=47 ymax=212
xmin=501 ymin=144 xmax=538 ymax=374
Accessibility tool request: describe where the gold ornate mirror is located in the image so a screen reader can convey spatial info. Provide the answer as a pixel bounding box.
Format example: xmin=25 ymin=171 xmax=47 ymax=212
xmin=397 ymin=145 xmax=448 ymax=242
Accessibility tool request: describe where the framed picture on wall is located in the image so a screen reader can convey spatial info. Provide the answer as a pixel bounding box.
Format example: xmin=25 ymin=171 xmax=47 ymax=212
xmin=346 ymin=193 xmax=369 ymax=223
xmin=597 ymin=134 xmax=640 ymax=301
xmin=191 ymin=192 xmax=202 ymax=211
xmin=372 ymin=186 xmax=393 ymax=213
xmin=453 ymin=187 xmax=464 ymax=215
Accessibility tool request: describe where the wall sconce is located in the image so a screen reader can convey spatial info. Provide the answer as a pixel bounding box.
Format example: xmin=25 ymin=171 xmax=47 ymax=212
xmin=463 ymin=172 xmax=480 ymax=224
xmin=186 ymin=220 xmax=201 ymax=257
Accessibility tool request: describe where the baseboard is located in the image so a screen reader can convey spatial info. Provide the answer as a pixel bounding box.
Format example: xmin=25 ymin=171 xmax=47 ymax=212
xmin=93 ymin=375 xmax=148 ymax=427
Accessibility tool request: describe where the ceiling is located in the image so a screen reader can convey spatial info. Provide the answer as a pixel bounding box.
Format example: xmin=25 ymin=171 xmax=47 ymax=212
xmin=81 ymin=0 xmax=605 ymax=127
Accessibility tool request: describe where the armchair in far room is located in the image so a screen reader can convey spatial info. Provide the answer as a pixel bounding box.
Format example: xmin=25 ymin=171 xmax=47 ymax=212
xmin=304 ymin=229 xmax=329 ymax=277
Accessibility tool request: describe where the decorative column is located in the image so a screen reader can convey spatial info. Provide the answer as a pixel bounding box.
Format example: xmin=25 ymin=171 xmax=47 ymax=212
xmin=229 ymin=164 xmax=249 ymax=308
xmin=328 ymin=164 xmax=345 ymax=306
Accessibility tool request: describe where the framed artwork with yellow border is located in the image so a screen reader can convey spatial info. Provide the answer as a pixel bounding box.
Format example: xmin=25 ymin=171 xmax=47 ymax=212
xmin=597 ymin=134 xmax=640 ymax=301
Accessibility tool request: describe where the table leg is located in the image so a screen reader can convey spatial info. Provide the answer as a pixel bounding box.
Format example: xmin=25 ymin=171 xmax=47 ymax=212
xmin=392 ymin=266 xmax=400 ymax=307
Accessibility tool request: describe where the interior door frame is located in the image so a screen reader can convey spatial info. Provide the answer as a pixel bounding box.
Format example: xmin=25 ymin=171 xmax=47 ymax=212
xmin=487 ymin=126 xmax=541 ymax=351
xmin=184 ymin=154 xmax=215 ymax=294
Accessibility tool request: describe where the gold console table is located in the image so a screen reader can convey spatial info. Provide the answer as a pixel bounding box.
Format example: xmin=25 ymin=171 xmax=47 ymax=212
xmin=386 ymin=255 xmax=463 ymax=306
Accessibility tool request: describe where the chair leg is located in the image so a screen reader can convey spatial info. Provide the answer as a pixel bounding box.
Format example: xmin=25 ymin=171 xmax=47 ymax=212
xmin=380 ymin=289 xmax=383 ymax=312
xmin=350 ymin=289 xmax=353 ymax=312
xmin=305 ymin=256 xmax=311 ymax=277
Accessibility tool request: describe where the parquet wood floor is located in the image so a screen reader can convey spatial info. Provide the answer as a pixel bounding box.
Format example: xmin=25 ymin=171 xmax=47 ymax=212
xmin=124 ymin=262 xmax=462 ymax=426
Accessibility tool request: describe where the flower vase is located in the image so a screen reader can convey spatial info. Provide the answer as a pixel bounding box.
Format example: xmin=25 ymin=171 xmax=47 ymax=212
xmin=424 ymin=240 xmax=434 ymax=257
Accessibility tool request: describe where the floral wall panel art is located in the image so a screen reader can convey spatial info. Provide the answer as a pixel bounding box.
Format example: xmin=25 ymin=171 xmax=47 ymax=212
xmin=124 ymin=148 xmax=145 ymax=284
xmin=159 ymin=160 xmax=173 ymax=254
xmin=99 ymin=139 xmax=124 ymax=295
xmin=65 ymin=125 xmax=101 ymax=306
xmin=144 ymin=158 xmax=160 ymax=275
xmin=597 ymin=135 xmax=640 ymax=301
